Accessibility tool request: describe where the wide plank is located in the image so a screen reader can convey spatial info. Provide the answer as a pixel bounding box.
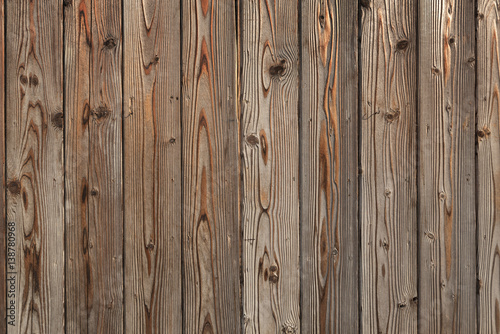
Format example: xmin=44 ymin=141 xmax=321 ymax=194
xmin=182 ymin=0 xmax=240 ymax=332
xmin=123 ymin=0 xmax=182 ymax=332
xmin=477 ymin=0 xmax=500 ymax=332
xmin=418 ymin=0 xmax=476 ymax=332
xmin=360 ymin=0 xmax=418 ymax=332
xmin=0 ymin=0 xmax=5 ymax=332
xmin=300 ymin=0 xmax=359 ymax=333
xmin=5 ymin=0 xmax=64 ymax=332
xmin=241 ymin=0 xmax=300 ymax=333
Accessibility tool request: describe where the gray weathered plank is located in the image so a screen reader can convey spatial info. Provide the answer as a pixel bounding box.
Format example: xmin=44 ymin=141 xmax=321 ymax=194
xmin=5 ymin=0 xmax=64 ymax=332
xmin=418 ymin=0 xmax=477 ymax=332
xmin=182 ymin=0 xmax=240 ymax=332
xmin=123 ymin=0 xmax=182 ymax=332
xmin=300 ymin=0 xmax=359 ymax=332
xmin=360 ymin=0 xmax=418 ymax=332
xmin=64 ymin=0 xmax=92 ymax=331
xmin=477 ymin=0 xmax=500 ymax=332
xmin=0 ymin=0 xmax=5 ymax=331
xmin=241 ymin=0 xmax=300 ymax=333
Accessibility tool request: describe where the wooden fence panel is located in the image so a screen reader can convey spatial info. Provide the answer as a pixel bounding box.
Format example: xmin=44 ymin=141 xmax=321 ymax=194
xmin=0 ymin=0 xmax=5 ymax=332
xmin=123 ymin=0 xmax=182 ymax=332
xmin=419 ymin=0 xmax=477 ymax=332
xmin=360 ymin=0 xmax=418 ymax=332
xmin=477 ymin=0 xmax=500 ymax=333
xmin=300 ymin=0 xmax=359 ymax=333
xmin=182 ymin=0 xmax=240 ymax=332
xmin=5 ymin=0 xmax=64 ymax=332
xmin=241 ymin=0 xmax=301 ymax=332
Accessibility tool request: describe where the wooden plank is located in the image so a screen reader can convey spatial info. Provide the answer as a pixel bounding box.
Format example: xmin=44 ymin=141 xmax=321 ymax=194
xmin=5 ymin=0 xmax=64 ymax=332
xmin=87 ymin=0 xmax=124 ymax=331
xmin=64 ymin=0 xmax=92 ymax=331
xmin=418 ymin=0 xmax=476 ymax=332
xmin=123 ymin=0 xmax=182 ymax=332
xmin=0 ymin=0 xmax=5 ymax=332
xmin=476 ymin=1 xmax=500 ymax=333
xmin=241 ymin=0 xmax=300 ymax=332
xmin=360 ymin=0 xmax=418 ymax=332
xmin=300 ymin=0 xmax=359 ymax=333
xmin=182 ymin=0 xmax=240 ymax=332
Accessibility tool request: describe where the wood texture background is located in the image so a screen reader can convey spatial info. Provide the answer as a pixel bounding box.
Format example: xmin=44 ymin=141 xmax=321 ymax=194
xmin=0 ymin=0 xmax=498 ymax=333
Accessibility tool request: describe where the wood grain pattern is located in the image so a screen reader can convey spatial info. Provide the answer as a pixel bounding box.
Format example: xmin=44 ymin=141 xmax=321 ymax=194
xmin=477 ymin=0 xmax=500 ymax=332
xmin=64 ymin=0 xmax=92 ymax=331
xmin=0 ymin=0 xmax=5 ymax=332
xmin=123 ymin=0 xmax=182 ymax=332
xmin=418 ymin=0 xmax=476 ymax=332
xmin=360 ymin=0 xmax=418 ymax=332
xmin=5 ymin=0 xmax=64 ymax=332
xmin=241 ymin=0 xmax=300 ymax=333
xmin=182 ymin=0 xmax=240 ymax=332
xmin=300 ymin=0 xmax=359 ymax=333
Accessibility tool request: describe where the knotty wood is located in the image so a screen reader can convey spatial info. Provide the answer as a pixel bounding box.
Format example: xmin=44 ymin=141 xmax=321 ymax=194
xmin=123 ymin=0 xmax=182 ymax=332
xmin=64 ymin=0 xmax=92 ymax=331
xmin=241 ymin=0 xmax=300 ymax=332
xmin=182 ymin=0 xmax=240 ymax=332
xmin=300 ymin=0 xmax=359 ymax=333
xmin=5 ymin=0 xmax=64 ymax=332
xmin=477 ymin=1 xmax=500 ymax=332
xmin=360 ymin=0 xmax=418 ymax=332
xmin=419 ymin=0 xmax=476 ymax=332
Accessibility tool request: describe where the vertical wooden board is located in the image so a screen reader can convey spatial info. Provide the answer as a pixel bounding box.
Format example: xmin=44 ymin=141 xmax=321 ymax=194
xmin=477 ymin=1 xmax=500 ymax=333
xmin=241 ymin=0 xmax=300 ymax=333
xmin=123 ymin=0 xmax=182 ymax=332
xmin=418 ymin=0 xmax=476 ymax=332
xmin=360 ymin=0 xmax=418 ymax=332
xmin=64 ymin=0 xmax=91 ymax=332
xmin=182 ymin=0 xmax=240 ymax=332
xmin=300 ymin=0 xmax=359 ymax=333
xmin=88 ymin=0 xmax=123 ymax=331
xmin=5 ymin=0 xmax=64 ymax=333
xmin=0 ymin=0 xmax=5 ymax=332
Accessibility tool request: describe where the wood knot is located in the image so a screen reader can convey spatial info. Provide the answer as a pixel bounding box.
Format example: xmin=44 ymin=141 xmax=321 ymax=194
xmin=396 ymin=39 xmax=409 ymax=51
xmin=90 ymin=188 xmax=99 ymax=196
xmin=332 ymin=248 xmax=338 ymax=256
xmin=269 ymin=265 xmax=279 ymax=283
xmin=360 ymin=0 xmax=371 ymax=8
xmin=477 ymin=12 xmax=484 ymax=20
xmin=51 ymin=112 xmax=64 ymax=129
xmin=397 ymin=302 xmax=407 ymax=309
xmin=246 ymin=134 xmax=259 ymax=146
xmin=92 ymin=106 xmax=111 ymax=120
xmin=425 ymin=231 xmax=435 ymax=240
xmin=7 ymin=180 xmax=21 ymax=195
xmin=385 ymin=109 xmax=400 ymax=123
xmin=448 ymin=36 xmax=455 ymax=45
xmin=63 ymin=0 xmax=72 ymax=6
xmin=30 ymin=74 xmax=39 ymax=87
xmin=269 ymin=60 xmax=286 ymax=76
xmin=477 ymin=129 xmax=485 ymax=138
xmin=431 ymin=67 xmax=440 ymax=75
xmin=146 ymin=242 xmax=154 ymax=250
xmin=281 ymin=325 xmax=297 ymax=334
xmin=467 ymin=57 xmax=475 ymax=68
xmin=412 ymin=296 xmax=418 ymax=304
xmin=169 ymin=137 xmax=176 ymax=144
xmin=439 ymin=191 xmax=447 ymax=200
xmin=153 ymin=55 xmax=160 ymax=64
xmin=20 ymin=74 xmax=28 ymax=85
xmin=381 ymin=239 xmax=389 ymax=251
xmin=103 ymin=37 xmax=117 ymax=49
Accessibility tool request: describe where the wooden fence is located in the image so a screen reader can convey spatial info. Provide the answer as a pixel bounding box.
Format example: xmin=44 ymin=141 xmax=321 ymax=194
xmin=0 ymin=0 xmax=498 ymax=332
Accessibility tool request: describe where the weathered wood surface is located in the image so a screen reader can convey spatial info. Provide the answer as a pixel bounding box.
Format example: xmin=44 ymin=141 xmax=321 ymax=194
xmin=419 ymin=0 xmax=477 ymax=332
xmin=182 ymin=0 xmax=240 ymax=332
xmin=0 ymin=0 xmax=5 ymax=332
xmin=241 ymin=0 xmax=300 ymax=332
xmin=123 ymin=0 xmax=182 ymax=332
xmin=360 ymin=0 xmax=418 ymax=332
xmin=300 ymin=0 xmax=359 ymax=333
xmin=477 ymin=0 xmax=500 ymax=333
xmin=5 ymin=0 xmax=64 ymax=333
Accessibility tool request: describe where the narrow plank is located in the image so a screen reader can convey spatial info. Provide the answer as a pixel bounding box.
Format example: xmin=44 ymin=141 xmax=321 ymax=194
xmin=5 ymin=0 xmax=64 ymax=332
xmin=88 ymin=0 xmax=123 ymax=331
xmin=418 ymin=0 xmax=476 ymax=332
xmin=182 ymin=0 xmax=240 ymax=332
xmin=300 ymin=0 xmax=359 ymax=332
xmin=123 ymin=0 xmax=182 ymax=332
xmin=241 ymin=0 xmax=300 ymax=332
xmin=476 ymin=1 xmax=500 ymax=332
xmin=360 ymin=0 xmax=418 ymax=332
xmin=0 ymin=0 xmax=5 ymax=332
xmin=64 ymin=0 xmax=92 ymax=331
